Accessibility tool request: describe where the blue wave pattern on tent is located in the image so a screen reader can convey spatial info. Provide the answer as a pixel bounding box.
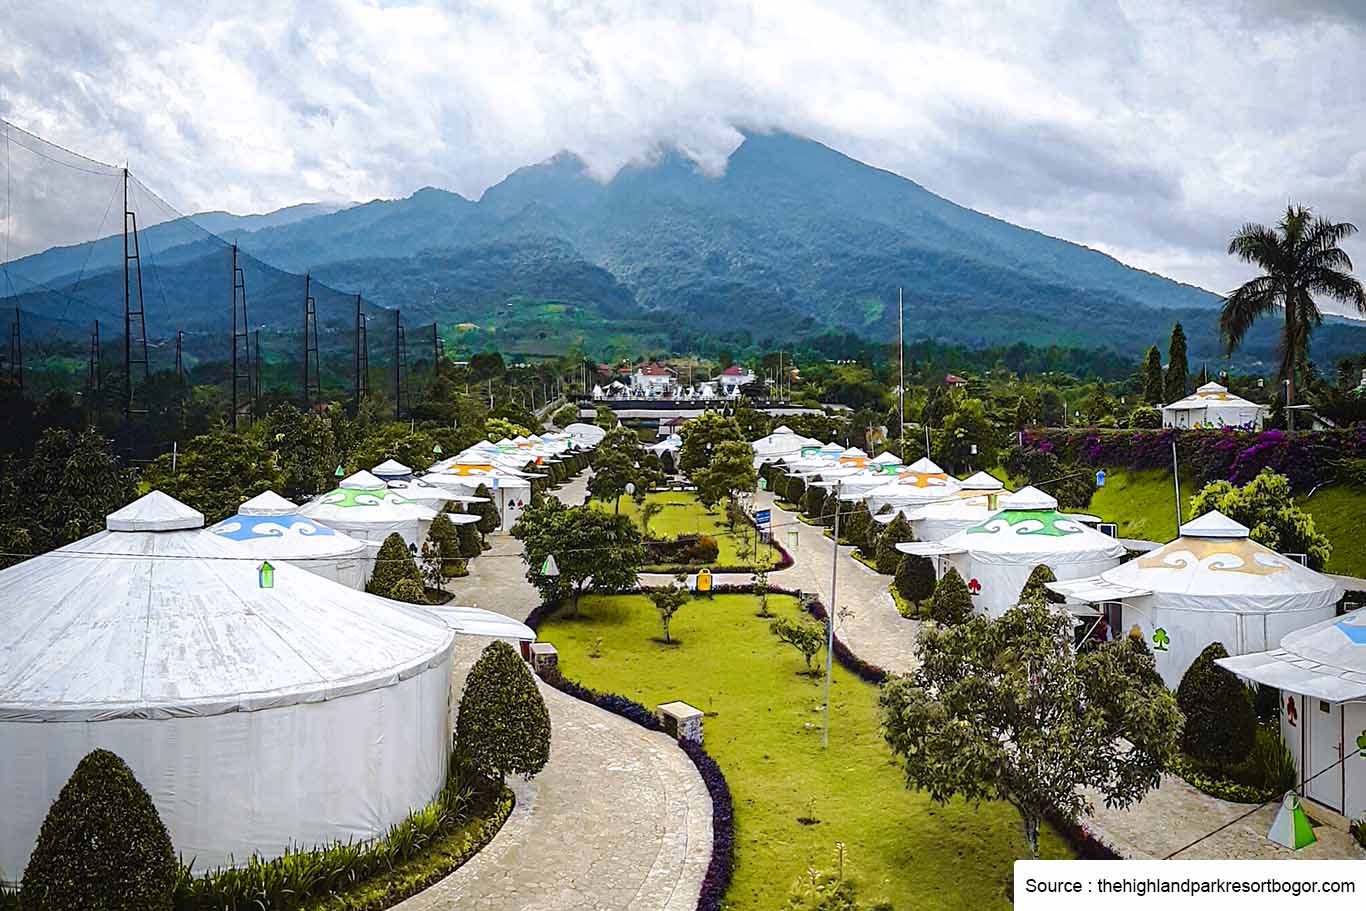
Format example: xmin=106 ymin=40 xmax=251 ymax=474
xmin=210 ymin=516 xmax=336 ymax=541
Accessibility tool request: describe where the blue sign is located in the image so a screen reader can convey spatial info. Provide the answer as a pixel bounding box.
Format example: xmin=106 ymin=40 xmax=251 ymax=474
xmin=755 ymin=509 xmax=771 ymax=526
xmin=1095 ymin=469 xmax=1107 ymax=488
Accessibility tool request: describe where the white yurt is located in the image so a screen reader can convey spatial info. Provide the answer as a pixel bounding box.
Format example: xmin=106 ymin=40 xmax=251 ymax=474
xmin=862 ymin=457 xmax=962 ymax=515
xmin=750 ymin=425 xmax=820 ymax=466
xmin=371 ymin=458 xmax=416 ymax=481
xmin=1219 ymin=609 xmax=1366 ymax=819
xmin=0 ymin=491 xmax=530 ymax=882
xmin=209 ymin=490 xmax=373 ymax=590
xmin=1162 ymin=381 xmax=1266 ymax=429
xmin=903 ymin=486 xmax=1125 ymax=618
xmin=298 ymin=471 xmax=437 ymax=548
xmin=563 ymin=422 xmax=607 ymax=448
xmin=1050 ymin=511 xmax=1343 ymax=687
xmin=423 ymin=460 xmax=532 ymax=532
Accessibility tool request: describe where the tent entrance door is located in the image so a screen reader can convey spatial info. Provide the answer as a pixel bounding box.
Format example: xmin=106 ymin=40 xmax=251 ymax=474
xmin=1306 ymin=698 xmax=1344 ymax=812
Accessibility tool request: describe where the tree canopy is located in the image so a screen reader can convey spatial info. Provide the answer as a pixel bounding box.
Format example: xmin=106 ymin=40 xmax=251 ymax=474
xmin=513 ymin=500 xmax=647 ymax=611
xmin=679 ymin=412 xmax=746 ymax=477
xmin=1190 ymin=469 xmax=1331 ymax=569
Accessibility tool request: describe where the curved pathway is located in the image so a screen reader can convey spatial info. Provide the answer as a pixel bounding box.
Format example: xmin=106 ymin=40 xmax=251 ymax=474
xmin=399 ymin=486 xmax=712 ymax=911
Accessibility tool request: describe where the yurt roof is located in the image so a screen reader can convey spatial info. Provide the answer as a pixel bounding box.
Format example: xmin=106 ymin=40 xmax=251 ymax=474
xmin=563 ymin=423 xmax=607 ymax=446
xmin=871 ymin=452 xmax=902 ymax=465
xmin=1164 ymin=381 xmax=1262 ymax=412
xmin=210 ymin=509 xmax=370 ymax=558
xmin=1102 ymin=510 xmax=1341 ymax=607
xmin=0 ymin=492 xmax=455 ymax=721
xmin=372 ymin=459 xmax=412 ymax=477
xmin=960 ymin=471 xmax=1005 ymax=491
xmin=904 ymin=456 xmax=946 ymax=474
xmin=107 ymin=490 xmax=203 ymax=531
xmin=998 ymin=485 xmax=1057 ymax=510
xmin=237 ymin=490 xmax=300 ymax=517
xmin=944 ymin=489 xmax=1125 ymax=559
xmin=1219 ymin=609 xmax=1366 ymax=703
xmin=820 ymin=442 xmax=844 ymax=453
xmin=339 ymin=470 xmax=386 ymax=490
xmin=301 ymin=484 xmax=436 ymax=520
xmin=843 ymin=447 xmax=868 ymax=458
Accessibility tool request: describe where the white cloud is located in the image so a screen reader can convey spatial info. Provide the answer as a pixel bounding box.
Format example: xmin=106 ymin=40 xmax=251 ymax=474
xmin=2 ymin=0 xmax=1364 ymax=316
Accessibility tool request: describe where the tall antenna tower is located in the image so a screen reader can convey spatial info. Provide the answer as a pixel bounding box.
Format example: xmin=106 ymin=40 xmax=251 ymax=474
xmin=175 ymin=329 xmax=185 ymax=428
xmin=353 ymin=294 xmax=370 ymax=410
xmin=394 ymin=308 xmax=409 ymax=420
xmin=432 ymin=322 xmax=443 ymax=369
xmin=302 ymin=274 xmax=320 ymax=411
xmin=231 ymin=245 xmax=251 ymax=430
xmin=252 ymin=328 xmax=262 ymax=408
xmin=122 ymin=168 xmax=150 ymax=454
xmin=7 ymin=306 xmax=20 ymax=391
xmin=86 ymin=320 xmax=101 ymax=426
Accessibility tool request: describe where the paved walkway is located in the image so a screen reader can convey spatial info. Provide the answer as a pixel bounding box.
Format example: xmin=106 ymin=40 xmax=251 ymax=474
xmin=401 ymin=490 xmax=712 ymax=911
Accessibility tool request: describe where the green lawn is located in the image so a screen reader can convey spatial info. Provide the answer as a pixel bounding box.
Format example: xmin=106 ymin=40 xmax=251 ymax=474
xmin=1085 ymin=468 xmax=1366 ymax=578
xmin=541 ymin=593 xmax=1070 ymax=910
xmin=589 ymin=490 xmax=781 ymax=570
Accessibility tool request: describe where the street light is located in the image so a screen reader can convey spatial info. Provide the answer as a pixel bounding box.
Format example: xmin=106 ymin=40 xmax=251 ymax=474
xmin=823 ymin=478 xmax=841 ymax=750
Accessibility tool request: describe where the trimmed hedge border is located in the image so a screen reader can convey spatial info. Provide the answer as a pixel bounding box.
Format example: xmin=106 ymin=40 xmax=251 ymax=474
xmin=1168 ymin=755 xmax=1277 ymax=805
xmin=525 ymin=601 xmax=736 ymax=911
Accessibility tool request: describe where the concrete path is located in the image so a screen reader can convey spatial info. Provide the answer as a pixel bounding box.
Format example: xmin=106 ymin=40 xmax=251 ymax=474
xmin=403 ymin=484 xmax=712 ymax=911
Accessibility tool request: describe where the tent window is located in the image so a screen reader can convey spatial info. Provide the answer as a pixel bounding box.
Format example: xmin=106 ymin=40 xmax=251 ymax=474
xmin=1320 ymin=700 xmax=1331 ymax=714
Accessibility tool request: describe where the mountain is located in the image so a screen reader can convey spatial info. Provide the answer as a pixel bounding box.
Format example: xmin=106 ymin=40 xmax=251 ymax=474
xmin=6 ymin=130 xmax=1365 ymax=368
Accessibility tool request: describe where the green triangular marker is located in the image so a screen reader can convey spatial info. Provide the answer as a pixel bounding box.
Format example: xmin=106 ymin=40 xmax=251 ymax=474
xmin=541 ymin=554 xmax=559 ymax=576
xmin=335 ymin=465 xmax=345 ymax=478
xmin=258 ymin=561 xmax=275 ymax=589
xmin=1267 ymin=792 xmax=1316 ymax=850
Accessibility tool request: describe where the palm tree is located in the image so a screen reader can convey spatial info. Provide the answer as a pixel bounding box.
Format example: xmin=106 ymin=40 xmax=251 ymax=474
xmin=1222 ymin=205 xmax=1366 ymax=411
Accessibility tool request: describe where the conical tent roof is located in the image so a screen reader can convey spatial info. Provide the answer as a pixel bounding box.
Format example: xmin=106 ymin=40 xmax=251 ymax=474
xmin=1103 ymin=510 xmax=1340 ymax=610
xmin=944 ymin=487 xmax=1124 ymax=559
xmin=871 ymin=452 xmax=902 ymax=465
xmin=371 ymin=459 xmax=412 ymax=478
xmin=0 ymin=492 xmax=455 ymax=721
xmin=237 ymin=490 xmax=300 ymax=517
xmin=843 ymin=447 xmax=868 ymax=458
xmin=820 ymin=442 xmax=844 ymax=453
xmin=960 ymin=471 xmax=1005 ymax=491
xmin=340 ymin=470 xmax=386 ymax=489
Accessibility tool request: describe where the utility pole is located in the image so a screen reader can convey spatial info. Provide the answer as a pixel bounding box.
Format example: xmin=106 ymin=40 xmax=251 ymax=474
xmin=394 ymin=308 xmax=407 ymax=420
xmin=121 ymin=167 xmax=149 ymax=454
xmin=252 ymin=328 xmax=262 ymax=408
xmin=898 ymin=288 xmax=905 ymax=456
xmin=823 ymin=478 xmax=841 ymax=750
xmin=87 ymin=320 xmax=101 ymax=427
xmin=231 ymin=245 xmax=250 ymax=431
xmin=175 ymin=330 xmax=185 ymax=428
xmin=302 ymin=274 xmax=320 ymax=411
xmin=7 ymin=306 xmax=20 ymax=392
xmin=1171 ymin=438 xmax=1182 ymax=529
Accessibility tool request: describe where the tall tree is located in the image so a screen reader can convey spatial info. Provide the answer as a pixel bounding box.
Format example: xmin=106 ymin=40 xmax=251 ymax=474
xmin=880 ymin=603 xmax=1181 ymax=857
xmin=678 ymin=411 xmax=745 ymax=478
xmin=1142 ymin=346 xmax=1165 ymax=404
xmin=513 ymin=501 xmax=646 ymax=613
xmin=693 ymin=439 xmax=758 ymax=526
xmin=1164 ymin=323 xmax=1189 ymax=402
xmin=1221 ymin=206 xmax=1366 ymax=409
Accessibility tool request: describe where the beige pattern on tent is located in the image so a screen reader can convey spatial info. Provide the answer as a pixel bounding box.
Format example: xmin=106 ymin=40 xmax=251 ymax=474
xmin=1137 ymin=538 xmax=1288 ymax=576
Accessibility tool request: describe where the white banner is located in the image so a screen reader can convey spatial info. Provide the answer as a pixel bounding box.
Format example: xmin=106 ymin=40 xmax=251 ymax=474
xmin=1016 ymin=861 xmax=1364 ymax=909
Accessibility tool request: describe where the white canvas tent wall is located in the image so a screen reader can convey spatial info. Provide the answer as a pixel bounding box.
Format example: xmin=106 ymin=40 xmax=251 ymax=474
xmin=1218 ymin=608 xmax=1366 ymax=819
xmin=209 ymin=491 xmax=373 ymax=590
xmin=1054 ymin=511 xmax=1342 ymax=688
xmin=0 ymin=492 xmax=468 ymax=882
xmin=1162 ymin=382 xmax=1266 ymax=429
xmin=935 ymin=486 xmax=1124 ymax=618
xmin=298 ymin=471 xmax=436 ymax=548
xmin=423 ymin=458 xmax=533 ymax=531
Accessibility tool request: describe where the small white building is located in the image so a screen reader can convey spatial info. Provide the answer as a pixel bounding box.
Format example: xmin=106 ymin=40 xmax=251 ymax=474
xmin=1162 ymin=381 xmax=1266 ymax=429
xmin=717 ymin=364 xmax=756 ymax=394
xmin=630 ymin=363 xmax=677 ymax=395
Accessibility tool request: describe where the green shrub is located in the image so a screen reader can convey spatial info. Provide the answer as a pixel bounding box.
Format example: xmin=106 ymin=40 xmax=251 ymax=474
xmin=874 ymin=514 xmax=913 ymax=575
xmin=1176 ymin=642 xmax=1257 ymax=766
xmin=895 ymin=554 xmax=936 ymax=607
xmin=389 ymin=577 xmax=429 ymax=604
xmin=1168 ymin=753 xmax=1276 ymax=804
xmin=457 ymin=519 xmax=483 ymax=558
xmin=1248 ymin=722 xmax=1297 ymax=795
xmin=927 ymin=566 xmax=973 ymax=626
xmin=551 ymin=403 xmax=579 ymax=427
xmin=457 ymin=641 xmax=551 ymax=783
xmin=843 ymin=505 xmax=872 ymax=550
xmin=1127 ymin=405 xmax=1163 ymax=429
xmin=802 ymin=483 xmax=828 ymax=524
xmin=21 ymin=749 xmax=176 ymax=911
xmin=471 ymin=484 xmax=501 ymax=534
xmin=1018 ymin=564 xmax=1062 ymax=607
xmin=367 ymin=532 xmax=422 ymax=598
xmin=786 ymin=477 xmax=806 ymax=508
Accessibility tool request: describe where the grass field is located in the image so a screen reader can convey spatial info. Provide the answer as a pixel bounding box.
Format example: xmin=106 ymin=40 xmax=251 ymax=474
xmin=1086 ymin=468 xmax=1366 ymax=578
xmin=588 ymin=490 xmax=781 ymax=570
xmin=541 ymin=592 xmax=1071 ymax=910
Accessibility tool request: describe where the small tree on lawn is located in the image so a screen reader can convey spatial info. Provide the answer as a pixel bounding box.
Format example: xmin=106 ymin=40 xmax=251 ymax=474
xmin=880 ymin=603 xmax=1181 ymax=857
xmin=389 ymin=577 xmax=429 ymax=604
xmin=471 ymin=483 xmax=501 ymax=534
xmin=20 ymin=749 xmax=177 ymax=911
xmin=694 ymin=440 xmax=758 ymax=529
xmin=367 ymin=532 xmax=422 ymax=597
xmin=513 ymin=501 xmax=647 ymax=614
xmin=771 ymin=615 xmax=825 ymax=674
xmin=1176 ymin=642 xmax=1257 ymax=766
xmin=895 ymin=555 xmax=936 ymax=610
xmin=754 ymin=567 xmax=771 ymax=617
xmin=457 ymin=641 xmax=551 ymax=783
xmin=649 ymin=578 xmax=690 ymax=644
xmin=1018 ymin=564 xmax=1063 ymax=607
xmin=875 ymin=513 xmax=914 ymax=575
xmin=927 ymin=566 xmax=973 ymax=626
xmin=457 ymin=518 xmax=483 ymax=558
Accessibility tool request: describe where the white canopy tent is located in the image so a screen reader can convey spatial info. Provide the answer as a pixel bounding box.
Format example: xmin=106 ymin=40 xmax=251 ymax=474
xmin=209 ymin=491 xmax=373 ymax=590
xmin=423 ymin=458 xmax=533 ymax=531
xmin=298 ymin=471 xmax=437 ymax=548
xmin=563 ymin=422 xmax=607 ymax=448
xmin=0 ymin=491 xmax=531 ymax=882
xmin=751 ymin=425 xmax=821 ymax=467
xmin=1162 ymin=382 xmax=1266 ymax=429
xmin=1051 ymin=511 xmax=1342 ymax=687
xmin=931 ymin=486 xmax=1125 ymax=618
xmin=1219 ymin=609 xmax=1366 ymax=818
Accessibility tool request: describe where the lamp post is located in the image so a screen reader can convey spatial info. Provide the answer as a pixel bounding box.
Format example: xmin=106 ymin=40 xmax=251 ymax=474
xmin=823 ymin=478 xmax=841 ymax=750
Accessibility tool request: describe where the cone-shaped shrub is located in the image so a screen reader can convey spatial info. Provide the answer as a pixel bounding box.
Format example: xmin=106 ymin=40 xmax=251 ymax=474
xmin=843 ymin=503 xmax=871 ymax=549
xmin=457 ymin=518 xmax=483 ymax=558
xmin=802 ymin=483 xmax=827 ymax=524
xmin=1177 ymin=642 xmax=1257 ymax=766
xmin=367 ymin=532 xmax=422 ymax=597
xmin=1019 ymin=563 xmax=1063 ymax=607
xmin=389 ymin=577 xmax=429 ymax=604
xmin=428 ymin=513 xmax=460 ymax=563
xmin=786 ymin=476 xmax=805 ymax=508
xmin=875 ymin=513 xmax=914 ymax=574
xmin=895 ymin=554 xmax=936 ymax=606
xmin=457 ymin=641 xmax=551 ymax=782
xmin=472 ymin=484 xmax=501 ymax=534
xmin=928 ymin=566 xmax=973 ymax=626
xmin=20 ymin=749 xmax=176 ymax=911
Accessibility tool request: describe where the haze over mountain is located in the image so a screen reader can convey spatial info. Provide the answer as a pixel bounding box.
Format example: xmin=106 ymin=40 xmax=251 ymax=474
xmin=6 ymin=131 xmax=1365 ymax=368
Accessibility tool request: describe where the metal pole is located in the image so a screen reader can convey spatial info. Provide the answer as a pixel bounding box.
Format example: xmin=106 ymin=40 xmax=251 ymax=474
xmin=898 ymin=288 xmax=904 ymax=455
xmin=1171 ymin=438 xmax=1182 ymax=529
xmin=231 ymin=245 xmax=238 ymax=431
xmin=122 ymin=167 xmax=131 ymax=446
xmin=823 ymin=479 xmax=840 ymax=750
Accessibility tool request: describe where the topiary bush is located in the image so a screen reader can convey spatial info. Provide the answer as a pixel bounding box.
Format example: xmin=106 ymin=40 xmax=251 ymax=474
xmin=389 ymin=577 xmax=429 ymax=604
xmin=457 ymin=518 xmax=483 ymax=558
xmin=471 ymin=483 xmax=501 ymax=534
xmin=367 ymin=532 xmax=422 ymax=598
xmin=1018 ymin=563 xmax=1063 ymax=607
xmin=1176 ymin=642 xmax=1257 ymax=766
xmin=21 ymin=749 xmax=176 ymax=911
xmin=927 ymin=566 xmax=973 ymax=626
xmin=457 ymin=641 xmax=552 ymax=783
xmin=895 ymin=554 xmax=936 ymax=608
xmin=843 ymin=504 xmax=872 ymax=550
xmin=786 ymin=476 xmax=806 ymax=508
xmin=874 ymin=514 xmax=914 ymax=575
xmin=802 ymin=483 xmax=828 ymax=524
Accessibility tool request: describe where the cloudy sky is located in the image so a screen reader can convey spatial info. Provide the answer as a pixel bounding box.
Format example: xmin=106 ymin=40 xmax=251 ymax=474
xmin=3 ymin=0 xmax=1365 ymax=311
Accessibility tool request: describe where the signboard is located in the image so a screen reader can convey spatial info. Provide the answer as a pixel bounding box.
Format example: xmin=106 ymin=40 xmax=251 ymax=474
xmin=755 ymin=509 xmax=771 ymax=526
